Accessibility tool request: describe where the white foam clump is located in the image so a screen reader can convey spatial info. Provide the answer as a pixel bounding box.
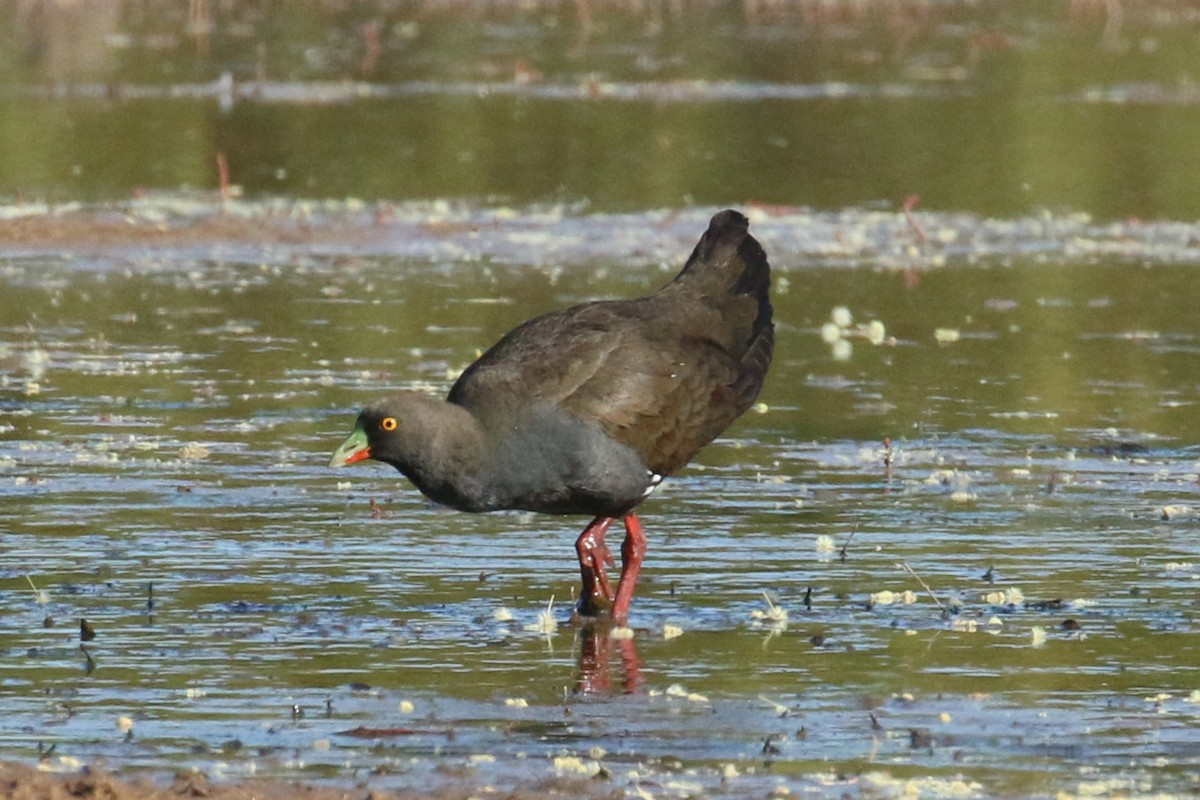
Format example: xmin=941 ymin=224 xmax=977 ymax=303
xmin=983 ymin=588 xmax=1024 ymax=606
xmin=178 ymin=443 xmax=210 ymax=461
xmin=935 ymin=328 xmax=961 ymax=343
xmin=861 ymin=772 xmax=984 ymax=798
xmin=862 ymin=319 xmax=887 ymax=345
xmin=750 ymin=591 xmax=788 ymax=623
xmin=523 ymin=596 xmax=557 ymax=635
xmin=926 ymin=469 xmax=972 ymax=489
xmin=36 ymin=755 xmax=85 ymax=774
xmin=870 ymin=589 xmax=917 ymax=606
xmin=552 ymin=756 xmax=600 ymax=777
xmin=23 ymin=348 xmax=50 ymax=380
xmin=663 ymin=684 xmax=708 ymax=703
xmin=1161 ymin=505 xmax=1191 ymax=520
xmin=820 ymin=321 xmax=843 ymax=344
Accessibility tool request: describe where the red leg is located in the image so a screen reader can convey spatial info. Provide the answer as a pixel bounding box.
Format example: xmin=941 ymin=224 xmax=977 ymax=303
xmin=611 ymin=513 xmax=647 ymax=624
xmin=575 ymin=515 xmax=616 ymax=615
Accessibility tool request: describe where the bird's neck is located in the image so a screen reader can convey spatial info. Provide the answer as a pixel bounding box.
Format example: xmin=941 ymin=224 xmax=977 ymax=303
xmin=389 ymin=400 xmax=497 ymax=512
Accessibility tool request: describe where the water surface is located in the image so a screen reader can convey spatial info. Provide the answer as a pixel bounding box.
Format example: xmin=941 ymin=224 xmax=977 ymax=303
xmin=4 ymin=205 xmax=1200 ymax=798
xmin=4 ymin=2 xmax=1200 ymax=796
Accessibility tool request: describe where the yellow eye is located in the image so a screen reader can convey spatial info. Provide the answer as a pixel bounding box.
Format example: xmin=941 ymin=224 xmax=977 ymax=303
xmin=381 ymin=417 xmax=398 ymax=432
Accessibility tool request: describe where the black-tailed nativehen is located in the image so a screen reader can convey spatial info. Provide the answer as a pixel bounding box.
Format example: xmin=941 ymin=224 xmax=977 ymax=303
xmin=330 ymin=210 xmax=773 ymax=623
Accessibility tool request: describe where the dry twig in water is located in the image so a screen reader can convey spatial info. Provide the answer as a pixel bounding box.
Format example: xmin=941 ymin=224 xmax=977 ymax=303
xmin=899 ymin=562 xmax=945 ymax=610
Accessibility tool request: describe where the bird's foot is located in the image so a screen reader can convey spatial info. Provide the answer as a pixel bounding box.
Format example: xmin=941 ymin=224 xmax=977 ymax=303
xmin=575 ymin=516 xmax=617 ymax=616
xmin=574 ymin=598 xmax=609 ymax=621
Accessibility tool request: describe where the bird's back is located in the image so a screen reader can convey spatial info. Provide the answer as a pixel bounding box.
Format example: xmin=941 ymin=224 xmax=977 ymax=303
xmin=449 ymin=209 xmax=774 ymax=475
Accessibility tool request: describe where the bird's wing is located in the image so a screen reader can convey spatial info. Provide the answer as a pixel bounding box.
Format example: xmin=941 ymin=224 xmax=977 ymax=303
xmin=448 ymin=210 xmax=774 ymax=475
xmin=448 ymin=299 xmax=754 ymax=474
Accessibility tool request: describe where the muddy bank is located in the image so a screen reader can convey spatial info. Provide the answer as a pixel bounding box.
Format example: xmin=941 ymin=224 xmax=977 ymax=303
xmin=4 ymin=198 xmax=1200 ymax=269
xmin=0 ymin=760 xmax=621 ymax=800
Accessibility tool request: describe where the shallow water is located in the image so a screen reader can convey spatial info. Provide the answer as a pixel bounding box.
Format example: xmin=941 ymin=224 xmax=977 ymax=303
xmin=5 ymin=2 xmax=1200 ymax=220
xmin=5 ymin=2 xmax=1200 ymax=796
xmin=3 ymin=205 xmax=1200 ymax=797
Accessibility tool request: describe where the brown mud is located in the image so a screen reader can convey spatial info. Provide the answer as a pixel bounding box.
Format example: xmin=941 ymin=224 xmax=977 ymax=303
xmin=0 ymin=761 xmax=621 ymax=800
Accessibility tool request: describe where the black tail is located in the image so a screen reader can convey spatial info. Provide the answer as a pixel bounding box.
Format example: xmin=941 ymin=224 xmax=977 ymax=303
xmin=678 ymin=209 xmax=774 ymax=343
xmin=675 ymin=209 xmax=775 ymax=416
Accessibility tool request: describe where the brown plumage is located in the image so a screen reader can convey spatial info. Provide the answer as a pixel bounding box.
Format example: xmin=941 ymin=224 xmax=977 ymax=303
xmin=330 ymin=209 xmax=773 ymax=622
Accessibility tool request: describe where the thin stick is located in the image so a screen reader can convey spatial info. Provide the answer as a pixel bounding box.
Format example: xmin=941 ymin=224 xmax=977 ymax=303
xmin=25 ymin=574 xmax=48 ymax=604
xmin=839 ymin=527 xmax=857 ymax=561
xmin=901 ymin=194 xmax=928 ymax=243
xmin=216 ymin=152 xmax=231 ymax=205
xmin=900 ymin=562 xmax=944 ymax=610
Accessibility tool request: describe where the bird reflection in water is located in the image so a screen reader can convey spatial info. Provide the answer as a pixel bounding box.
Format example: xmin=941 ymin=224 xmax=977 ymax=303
xmin=574 ymin=624 xmax=642 ymax=695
